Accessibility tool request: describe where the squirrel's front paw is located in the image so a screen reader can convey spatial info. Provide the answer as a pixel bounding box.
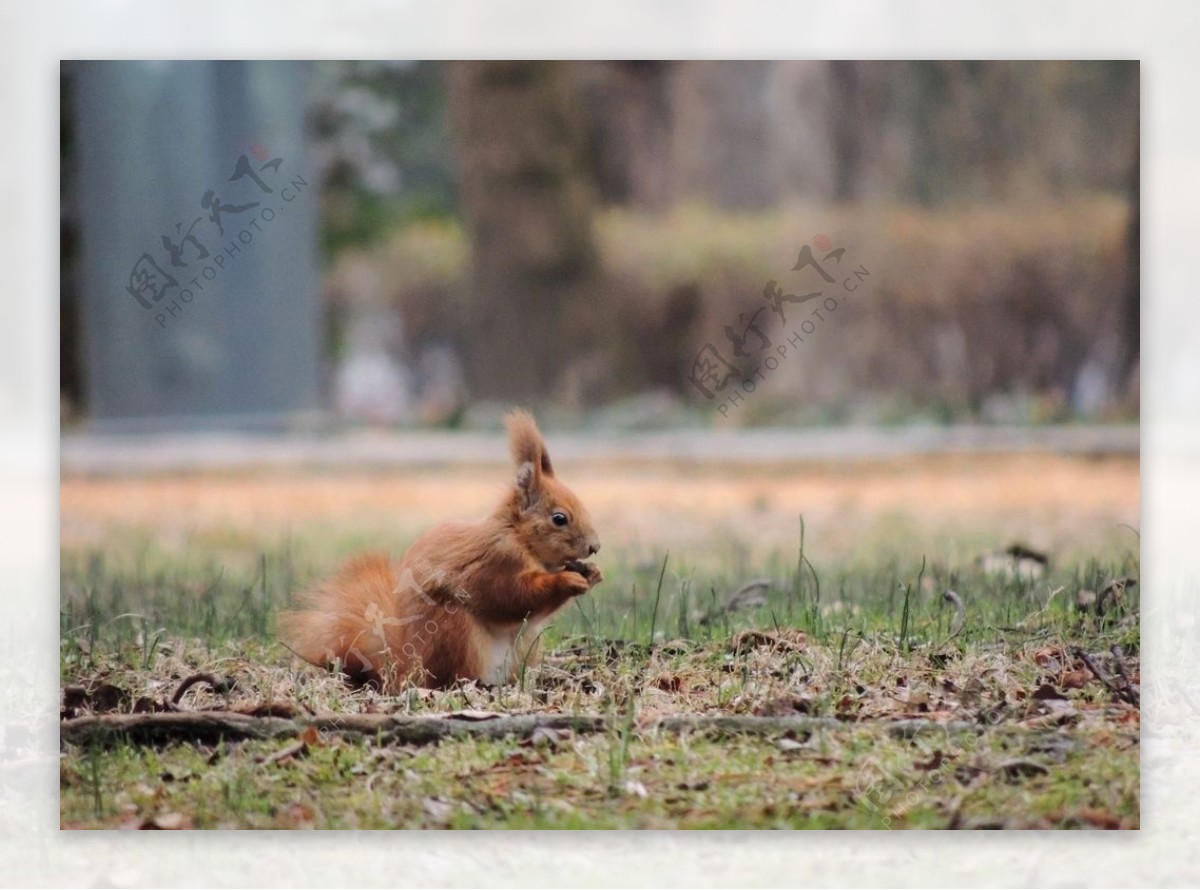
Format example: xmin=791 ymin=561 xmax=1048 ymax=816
xmin=559 ymin=569 xmax=592 ymax=597
xmin=564 ymin=560 xmax=603 ymax=589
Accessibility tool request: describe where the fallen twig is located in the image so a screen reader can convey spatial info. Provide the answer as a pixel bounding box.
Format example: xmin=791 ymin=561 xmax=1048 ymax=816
xmin=1073 ymin=647 xmax=1137 ymax=706
xmin=258 ymin=738 xmax=308 ymax=766
xmin=61 ymin=710 xmax=993 ymax=749
xmin=171 ymin=672 xmax=233 ymax=707
xmin=1109 ymin=645 xmax=1140 ymax=706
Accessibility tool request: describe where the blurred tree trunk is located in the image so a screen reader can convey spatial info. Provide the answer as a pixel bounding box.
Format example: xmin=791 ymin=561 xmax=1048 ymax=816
xmin=1120 ymin=134 xmax=1140 ymax=381
xmin=447 ymin=61 xmax=600 ymax=404
xmin=575 ymin=61 xmax=673 ymax=211
xmin=828 ymin=61 xmax=866 ymax=202
xmin=671 ymin=61 xmax=774 ymax=209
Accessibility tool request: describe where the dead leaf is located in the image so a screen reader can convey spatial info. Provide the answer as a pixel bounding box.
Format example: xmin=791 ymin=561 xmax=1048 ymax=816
xmin=1032 ymin=646 xmax=1067 ymax=669
xmin=61 ymin=685 xmax=88 ymax=717
xmin=997 ymin=759 xmax=1049 ymax=780
xmin=85 ymin=682 xmax=129 ymax=713
xmin=1023 ymin=704 xmax=1080 ymax=728
xmin=978 ymin=544 xmax=1047 ymax=580
xmin=903 ymin=690 xmax=931 ymax=710
xmin=650 ymin=674 xmax=683 ymax=693
xmin=914 ymin=750 xmax=947 ymax=771
xmin=1073 ymin=807 xmax=1124 ymax=829
xmin=1031 ymin=683 xmax=1066 ymax=701
xmin=140 ymin=811 xmax=192 ymax=830
xmin=131 ymin=697 xmax=169 ymax=714
xmin=276 ymin=802 xmax=316 ymax=829
xmin=1060 ymin=670 xmax=1089 ymax=690
xmin=755 ymin=696 xmax=815 ymax=717
xmin=956 ymin=677 xmax=985 ymax=707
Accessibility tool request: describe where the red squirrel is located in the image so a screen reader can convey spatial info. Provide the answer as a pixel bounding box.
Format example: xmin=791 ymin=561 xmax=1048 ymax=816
xmin=279 ymin=410 xmax=602 ymax=690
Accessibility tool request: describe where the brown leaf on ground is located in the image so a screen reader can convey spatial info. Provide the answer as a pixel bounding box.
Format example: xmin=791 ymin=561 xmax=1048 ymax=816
xmin=1031 ymin=646 xmax=1068 ymax=670
xmin=997 ymin=759 xmax=1049 ymax=780
xmin=755 ymin=696 xmax=816 ymax=717
xmin=1060 ymin=669 xmax=1089 ymax=690
xmin=650 ymin=673 xmax=683 ymax=693
xmin=63 ymin=681 xmax=130 ymax=715
xmin=132 ymin=811 xmax=192 ymax=830
xmin=1073 ymin=807 xmax=1124 ymax=829
xmin=275 ymin=802 xmax=317 ymax=829
xmin=131 ymin=696 xmax=171 ymax=713
xmin=1022 ymin=706 xmax=1080 ymax=729
xmin=1031 ymin=683 xmax=1066 ymax=701
xmin=914 ymin=750 xmax=948 ymax=771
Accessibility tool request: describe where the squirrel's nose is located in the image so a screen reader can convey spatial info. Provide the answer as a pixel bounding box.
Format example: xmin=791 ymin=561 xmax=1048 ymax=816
xmin=588 ymin=542 xmax=600 ymax=556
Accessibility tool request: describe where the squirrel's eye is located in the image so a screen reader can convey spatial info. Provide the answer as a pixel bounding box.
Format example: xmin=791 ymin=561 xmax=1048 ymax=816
xmin=551 ymin=511 xmax=569 ymax=527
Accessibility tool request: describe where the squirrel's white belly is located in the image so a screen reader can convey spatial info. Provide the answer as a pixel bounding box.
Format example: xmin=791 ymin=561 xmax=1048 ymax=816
xmin=481 ymin=619 xmax=547 ymax=686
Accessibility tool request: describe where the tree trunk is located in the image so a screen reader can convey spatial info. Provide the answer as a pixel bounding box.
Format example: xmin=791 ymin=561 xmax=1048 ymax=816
xmin=447 ymin=62 xmax=600 ymax=404
xmin=1120 ymin=133 xmax=1140 ymax=382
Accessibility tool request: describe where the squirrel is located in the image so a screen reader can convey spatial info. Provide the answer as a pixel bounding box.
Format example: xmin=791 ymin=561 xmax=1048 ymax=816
xmin=278 ymin=409 xmax=603 ymax=691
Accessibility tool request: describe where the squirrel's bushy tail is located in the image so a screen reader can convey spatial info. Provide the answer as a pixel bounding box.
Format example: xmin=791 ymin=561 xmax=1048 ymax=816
xmin=277 ymin=553 xmax=404 ymax=687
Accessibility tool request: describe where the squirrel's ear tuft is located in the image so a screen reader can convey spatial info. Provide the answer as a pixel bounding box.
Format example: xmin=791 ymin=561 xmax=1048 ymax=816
xmin=515 ymin=460 xmax=539 ymax=509
xmin=506 ymin=408 xmax=554 ymax=477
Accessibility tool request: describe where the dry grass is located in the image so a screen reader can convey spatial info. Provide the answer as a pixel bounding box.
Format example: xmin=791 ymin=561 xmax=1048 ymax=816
xmin=61 ymin=452 xmax=1138 ymax=566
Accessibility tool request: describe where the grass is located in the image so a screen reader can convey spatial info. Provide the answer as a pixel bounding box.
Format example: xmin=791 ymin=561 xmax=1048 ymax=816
xmin=59 ymin=521 xmax=1140 ymax=830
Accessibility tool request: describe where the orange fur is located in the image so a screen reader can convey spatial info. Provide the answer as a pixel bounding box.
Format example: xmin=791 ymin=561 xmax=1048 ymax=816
xmin=278 ymin=410 xmax=602 ymax=690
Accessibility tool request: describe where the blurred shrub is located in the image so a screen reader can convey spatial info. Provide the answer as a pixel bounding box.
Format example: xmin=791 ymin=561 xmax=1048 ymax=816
xmin=329 ymin=195 xmax=1134 ymax=424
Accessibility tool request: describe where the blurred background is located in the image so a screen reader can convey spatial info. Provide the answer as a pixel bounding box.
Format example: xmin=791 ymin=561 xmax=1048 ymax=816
xmin=60 ymin=60 xmax=1139 ymax=431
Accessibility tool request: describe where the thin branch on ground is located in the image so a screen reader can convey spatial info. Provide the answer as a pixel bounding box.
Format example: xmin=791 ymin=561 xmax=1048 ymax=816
xmin=61 ymin=710 xmax=994 ymax=748
xmin=171 ymin=672 xmax=233 ymax=707
xmin=1073 ymin=646 xmax=1137 ymax=706
xmin=1108 ymin=645 xmax=1140 ymax=706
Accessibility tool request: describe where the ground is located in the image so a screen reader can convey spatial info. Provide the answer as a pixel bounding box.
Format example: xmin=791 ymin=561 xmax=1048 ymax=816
xmin=58 ymin=443 xmax=1140 ymax=829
